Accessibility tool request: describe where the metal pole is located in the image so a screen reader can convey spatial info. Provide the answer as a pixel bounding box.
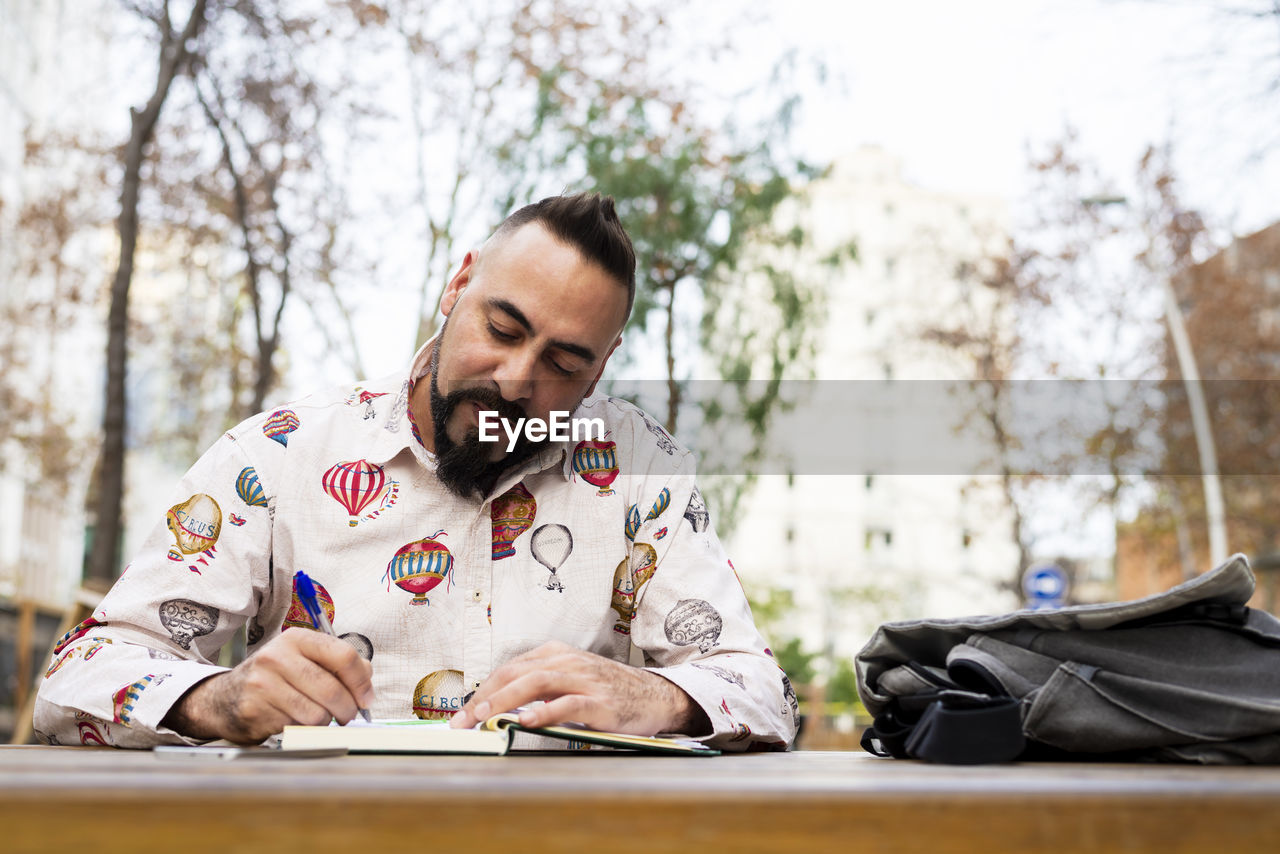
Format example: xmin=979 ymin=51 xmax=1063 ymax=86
xmin=1162 ymin=281 xmax=1229 ymax=565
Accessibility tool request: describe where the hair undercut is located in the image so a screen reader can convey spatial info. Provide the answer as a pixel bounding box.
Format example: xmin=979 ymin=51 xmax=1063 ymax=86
xmin=490 ymin=192 xmax=637 ymax=320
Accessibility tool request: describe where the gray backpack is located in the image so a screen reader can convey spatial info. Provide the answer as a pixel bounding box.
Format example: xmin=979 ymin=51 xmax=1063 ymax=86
xmin=855 ymin=554 xmax=1280 ymax=764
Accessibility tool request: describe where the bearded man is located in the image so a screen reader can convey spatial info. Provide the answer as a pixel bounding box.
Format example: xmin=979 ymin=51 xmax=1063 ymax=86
xmin=35 ymin=193 xmax=797 ymax=751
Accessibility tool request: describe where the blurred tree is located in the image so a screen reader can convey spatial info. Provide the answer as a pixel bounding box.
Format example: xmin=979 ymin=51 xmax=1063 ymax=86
xmin=506 ymin=62 xmax=837 ymax=533
xmin=381 ymin=0 xmax=682 ymax=350
xmin=920 ymin=246 xmax=1040 ymax=592
xmin=743 ymin=585 xmax=796 ymax=646
xmin=87 ymin=0 xmax=208 ymax=588
xmin=1136 ymin=146 xmax=1280 ymax=581
xmin=1 ymin=130 xmax=115 ymax=490
xmin=924 ymin=127 xmax=1280 ymax=597
xmin=918 ymin=130 xmax=1173 ymax=594
xmin=81 ymin=0 xmax=383 ymax=581
xmin=771 ymin=636 xmax=818 ymax=688
xmin=42 ymin=0 xmax=828 ymax=583
xmin=161 ymin=0 xmax=378 ymax=424
xmin=825 ymin=657 xmax=860 ymax=707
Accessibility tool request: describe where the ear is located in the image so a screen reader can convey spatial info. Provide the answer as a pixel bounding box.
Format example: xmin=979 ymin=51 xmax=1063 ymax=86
xmin=440 ymin=249 xmax=479 ymax=317
xmin=584 ymin=335 xmax=623 ymax=398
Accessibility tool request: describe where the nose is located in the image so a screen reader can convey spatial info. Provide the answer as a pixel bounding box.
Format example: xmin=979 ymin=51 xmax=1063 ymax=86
xmin=493 ymin=346 xmax=536 ymax=403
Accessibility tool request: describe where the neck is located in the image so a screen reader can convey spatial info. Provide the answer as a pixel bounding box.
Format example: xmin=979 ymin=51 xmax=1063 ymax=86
xmin=410 ymin=373 xmax=437 ymax=453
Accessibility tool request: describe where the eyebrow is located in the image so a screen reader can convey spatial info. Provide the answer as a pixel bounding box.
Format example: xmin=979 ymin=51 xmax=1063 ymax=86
xmin=488 ymin=298 xmax=598 ymax=363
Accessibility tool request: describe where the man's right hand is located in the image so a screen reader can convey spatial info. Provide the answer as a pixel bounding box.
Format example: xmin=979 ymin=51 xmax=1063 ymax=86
xmin=160 ymin=629 xmax=375 ymax=744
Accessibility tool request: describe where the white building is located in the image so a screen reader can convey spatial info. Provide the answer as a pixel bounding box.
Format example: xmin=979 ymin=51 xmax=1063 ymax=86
xmin=724 ymin=147 xmax=1022 ymax=668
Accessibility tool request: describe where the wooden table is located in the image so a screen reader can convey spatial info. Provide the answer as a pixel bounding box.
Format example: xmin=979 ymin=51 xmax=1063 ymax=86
xmin=4 ymin=745 xmax=1279 ymax=853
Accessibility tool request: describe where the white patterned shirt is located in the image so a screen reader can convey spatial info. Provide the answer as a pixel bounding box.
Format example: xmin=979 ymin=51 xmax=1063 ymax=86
xmin=35 ymin=345 xmax=798 ymax=750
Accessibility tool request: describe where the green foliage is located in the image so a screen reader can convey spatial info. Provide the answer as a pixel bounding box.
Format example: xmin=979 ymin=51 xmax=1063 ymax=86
xmin=744 ymin=584 xmax=796 ymax=641
xmin=508 ymin=61 xmax=840 ymax=538
xmin=825 ymin=657 xmax=860 ymax=706
xmin=771 ymin=637 xmax=818 ymax=686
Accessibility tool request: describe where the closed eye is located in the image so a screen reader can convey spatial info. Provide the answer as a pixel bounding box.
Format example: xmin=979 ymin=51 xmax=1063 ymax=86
xmin=547 ymin=357 xmax=576 ymax=376
xmin=487 ymin=322 xmax=517 ymax=342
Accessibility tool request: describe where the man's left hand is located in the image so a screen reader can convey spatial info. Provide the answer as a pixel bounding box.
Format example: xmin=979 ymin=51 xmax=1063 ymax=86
xmin=448 ymin=641 xmax=711 ymax=736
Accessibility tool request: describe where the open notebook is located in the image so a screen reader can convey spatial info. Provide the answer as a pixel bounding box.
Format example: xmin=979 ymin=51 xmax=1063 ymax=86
xmin=280 ymin=710 xmax=719 ymax=756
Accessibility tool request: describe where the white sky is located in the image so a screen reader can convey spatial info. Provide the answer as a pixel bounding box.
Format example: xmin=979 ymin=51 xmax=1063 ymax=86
xmin=732 ymin=0 xmax=1277 ymax=234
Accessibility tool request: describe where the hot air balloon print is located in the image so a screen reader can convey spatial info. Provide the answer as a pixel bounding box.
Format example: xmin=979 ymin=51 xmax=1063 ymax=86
xmin=572 ymin=438 xmax=619 ymax=496
xmin=530 ymin=523 xmax=573 ymax=592
xmin=664 ymin=598 xmax=723 ymax=653
xmin=683 ymin=486 xmax=710 ymax=533
xmin=322 ymin=459 xmax=388 ymax=527
xmin=235 ymin=467 xmax=268 ymax=508
xmin=345 ymin=386 xmax=389 ymax=419
xmin=78 ymin=720 xmax=108 ymax=746
xmin=54 ymin=616 xmax=107 ymax=656
xmin=384 ymin=532 xmax=453 ymax=605
xmin=610 ymin=543 xmax=658 ymax=634
xmin=158 ymin=600 xmax=219 ymax=650
xmin=165 ymin=493 xmax=222 ymax=568
xmin=412 ymin=669 xmax=465 ymax=720
xmin=645 ymin=488 xmax=671 ymax=522
xmin=491 ymin=482 xmax=536 ymax=560
xmin=284 ymin=573 xmax=336 ymax=630
xmin=263 ymin=409 xmax=300 ymax=446
xmin=624 ymin=504 xmax=642 ymax=542
xmin=341 ymin=632 xmax=374 ymax=661
xmin=112 ymin=674 xmax=157 ymax=726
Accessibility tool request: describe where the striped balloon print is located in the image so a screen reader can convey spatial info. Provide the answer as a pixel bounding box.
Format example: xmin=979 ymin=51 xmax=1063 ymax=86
xmin=235 ymin=467 xmax=268 ymax=508
xmin=322 ymin=459 xmax=387 ymax=527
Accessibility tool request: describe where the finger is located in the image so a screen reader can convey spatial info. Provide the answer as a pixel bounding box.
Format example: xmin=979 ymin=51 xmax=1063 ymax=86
xmin=477 ymin=669 xmax=593 ymax=721
xmin=275 ymin=655 xmax=363 ymax=724
xmin=452 ymin=658 xmax=558 ymax=727
xmin=266 ymin=680 xmax=334 ymax=728
xmin=454 ymin=645 xmax=605 ymax=728
xmin=288 ymin=630 xmax=376 ymax=708
xmin=223 ymin=669 xmax=331 ymax=743
xmin=518 ymin=694 xmax=603 ymax=730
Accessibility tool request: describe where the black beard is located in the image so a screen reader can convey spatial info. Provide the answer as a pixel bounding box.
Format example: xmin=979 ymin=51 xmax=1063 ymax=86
xmin=428 ymin=358 xmax=541 ymax=500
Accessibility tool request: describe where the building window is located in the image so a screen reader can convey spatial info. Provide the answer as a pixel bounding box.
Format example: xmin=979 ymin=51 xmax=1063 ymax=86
xmin=864 ymin=527 xmax=893 ymax=549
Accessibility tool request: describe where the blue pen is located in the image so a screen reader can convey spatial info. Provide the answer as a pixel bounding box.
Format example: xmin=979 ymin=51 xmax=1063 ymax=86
xmin=295 ymin=571 xmax=373 ymax=723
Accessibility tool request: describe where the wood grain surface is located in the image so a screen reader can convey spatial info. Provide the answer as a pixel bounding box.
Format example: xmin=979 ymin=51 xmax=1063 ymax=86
xmin=4 ymin=746 xmax=1278 ymax=853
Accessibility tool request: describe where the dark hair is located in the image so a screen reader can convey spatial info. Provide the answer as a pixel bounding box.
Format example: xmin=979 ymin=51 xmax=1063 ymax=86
xmin=492 ymin=192 xmax=636 ymax=320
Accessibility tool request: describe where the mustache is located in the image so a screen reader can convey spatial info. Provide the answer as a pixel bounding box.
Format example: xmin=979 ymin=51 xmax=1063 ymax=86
xmin=437 ymin=385 xmax=528 ymax=428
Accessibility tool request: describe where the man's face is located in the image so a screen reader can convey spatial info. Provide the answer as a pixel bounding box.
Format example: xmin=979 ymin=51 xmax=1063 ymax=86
xmin=425 ymin=222 xmax=628 ymax=496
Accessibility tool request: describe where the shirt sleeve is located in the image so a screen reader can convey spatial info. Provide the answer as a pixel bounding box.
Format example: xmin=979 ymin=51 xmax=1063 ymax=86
xmin=33 ymin=423 xmax=277 ymax=748
xmin=621 ymin=438 xmax=798 ymax=752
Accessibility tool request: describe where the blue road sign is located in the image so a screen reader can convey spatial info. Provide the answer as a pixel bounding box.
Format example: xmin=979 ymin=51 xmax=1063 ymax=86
xmin=1022 ymin=564 xmax=1068 ymax=609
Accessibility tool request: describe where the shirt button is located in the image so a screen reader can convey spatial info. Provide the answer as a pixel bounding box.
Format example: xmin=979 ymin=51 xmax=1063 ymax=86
xmin=472 ymin=590 xmax=483 ymax=601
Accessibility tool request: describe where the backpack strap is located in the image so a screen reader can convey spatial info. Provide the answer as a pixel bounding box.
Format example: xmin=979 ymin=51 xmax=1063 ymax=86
xmin=861 ymin=688 xmax=1025 ymax=763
